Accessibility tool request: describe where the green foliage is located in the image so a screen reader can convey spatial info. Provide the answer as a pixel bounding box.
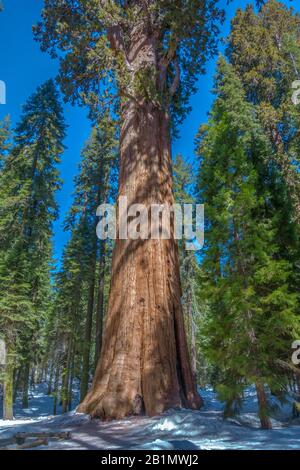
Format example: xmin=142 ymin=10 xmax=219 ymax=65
xmin=0 ymin=80 xmax=66 ymax=376
xmin=173 ymin=154 xmax=194 ymax=205
xmin=34 ymin=0 xmax=224 ymax=126
xmin=228 ymin=0 xmax=300 ymax=224
xmin=0 ymin=116 xmax=11 ymax=169
xmin=197 ymin=56 xmax=299 ymax=419
xmin=43 ymin=117 xmax=118 ymax=409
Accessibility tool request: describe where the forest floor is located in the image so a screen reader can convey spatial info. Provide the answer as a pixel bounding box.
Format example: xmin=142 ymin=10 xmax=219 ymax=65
xmin=1 ymin=384 xmax=300 ymax=450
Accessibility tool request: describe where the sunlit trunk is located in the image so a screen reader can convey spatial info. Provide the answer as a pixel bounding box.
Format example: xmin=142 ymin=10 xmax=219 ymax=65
xmin=79 ymin=99 xmax=201 ymax=419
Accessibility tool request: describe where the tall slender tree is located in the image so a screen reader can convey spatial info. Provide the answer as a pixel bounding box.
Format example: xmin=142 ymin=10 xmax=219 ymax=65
xmin=0 ymin=116 xmax=11 ymax=169
xmin=227 ymin=0 xmax=300 ymax=396
xmin=70 ymin=120 xmax=117 ymax=401
xmin=197 ymin=58 xmax=299 ymax=429
xmin=228 ymin=0 xmax=300 ymax=222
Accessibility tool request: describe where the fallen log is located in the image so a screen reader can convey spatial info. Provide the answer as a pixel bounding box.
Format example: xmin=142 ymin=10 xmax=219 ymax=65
xmin=0 ymin=431 xmax=71 ymax=449
xmin=17 ymin=438 xmax=49 ymax=450
xmin=0 ymin=438 xmax=48 ymax=450
xmin=14 ymin=431 xmax=71 ymax=443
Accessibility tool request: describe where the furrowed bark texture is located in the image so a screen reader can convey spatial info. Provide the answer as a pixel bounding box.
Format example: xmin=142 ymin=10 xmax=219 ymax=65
xmin=78 ymin=22 xmax=201 ymax=420
xmin=78 ymin=101 xmax=201 ymax=419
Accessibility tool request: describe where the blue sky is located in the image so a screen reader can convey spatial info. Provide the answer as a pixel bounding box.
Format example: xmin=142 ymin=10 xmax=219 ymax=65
xmin=0 ymin=0 xmax=298 ymax=264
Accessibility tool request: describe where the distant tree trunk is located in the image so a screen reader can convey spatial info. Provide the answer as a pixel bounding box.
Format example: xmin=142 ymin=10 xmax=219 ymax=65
xmin=53 ymin=363 xmax=60 ymax=416
xmin=80 ymin=234 xmax=97 ymax=402
xmin=256 ymin=381 xmax=272 ymax=430
xmin=13 ymin=367 xmax=22 ymax=402
xmin=94 ymin=240 xmax=106 ymax=370
xmin=297 ymin=376 xmax=300 ymax=398
xmin=68 ymin=348 xmax=75 ymax=412
xmin=30 ymin=366 xmax=36 ymax=386
xmin=79 ymin=98 xmax=202 ymax=419
xmin=189 ymin=300 xmax=197 ymax=384
xmin=22 ymin=360 xmax=30 ymax=409
xmin=47 ymin=361 xmax=54 ymax=395
xmin=3 ymin=347 xmax=14 ymax=420
xmin=62 ymin=336 xmax=74 ymax=413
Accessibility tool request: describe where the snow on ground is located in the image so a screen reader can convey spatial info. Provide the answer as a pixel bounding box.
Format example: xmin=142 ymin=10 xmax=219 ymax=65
xmin=0 ymin=381 xmax=81 ymax=421
xmin=1 ymin=384 xmax=300 ymax=450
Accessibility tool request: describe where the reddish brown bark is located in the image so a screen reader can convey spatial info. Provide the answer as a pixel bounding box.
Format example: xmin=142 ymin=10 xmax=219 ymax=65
xmin=78 ymin=99 xmax=202 ymax=419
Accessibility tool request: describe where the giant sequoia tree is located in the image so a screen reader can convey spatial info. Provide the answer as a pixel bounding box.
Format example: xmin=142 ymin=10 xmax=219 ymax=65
xmin=35 ymin=0 xmax=223 ymax=419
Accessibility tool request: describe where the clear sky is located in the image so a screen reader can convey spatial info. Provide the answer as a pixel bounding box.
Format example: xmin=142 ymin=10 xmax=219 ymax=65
xmin=0 ymin=0 xmax=298 ymax=264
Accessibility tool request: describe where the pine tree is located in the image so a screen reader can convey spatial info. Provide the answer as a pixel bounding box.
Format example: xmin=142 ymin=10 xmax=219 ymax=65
xmin=0 ymin=80 xmax=66 ymax=418
xmin=34 ymin=0 xmax=224 ymax=419
xmin=69 ymin=120 xmax=117 ymax=402
xmin=173 ymin=155 xmax=201 ymax=383
xmin=227 ymin=0 xmax=300 ymax=395
xmin=228 ymin=0 xmax=300 ymax=222
xmin=197 ymin=58 xmax=299 ymax=429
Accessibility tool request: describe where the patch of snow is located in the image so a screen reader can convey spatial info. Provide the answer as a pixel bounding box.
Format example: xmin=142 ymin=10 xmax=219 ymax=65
xmin=1 ymin=383 xmax=300 ymax=450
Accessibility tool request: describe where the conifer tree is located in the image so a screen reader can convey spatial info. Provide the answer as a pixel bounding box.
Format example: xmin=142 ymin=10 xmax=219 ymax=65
xmin=0 ymin=80 xmax=65 ymax=418
xmin=0 ymin=116 xmax=11 ymax=169
xmin=68 ymin=120 xmax=117 ymax=402
xmin=228 ymin=0 xmax=300 ymax=222
xmin=227 ymin=0 xmax=300 ymax=394
xmin=197 ymin=58 xmax=299 ymax=429
xmin=44 ymin=118 xmax=117 ymax=412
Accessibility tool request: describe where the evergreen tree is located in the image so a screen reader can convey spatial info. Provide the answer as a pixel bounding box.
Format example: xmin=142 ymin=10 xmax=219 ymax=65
xmin=0 ymin=80 xmax=66 ymax=418
xmin=173 ymin=155 xmax=202 ymax=383
xmin=0 ymin=116 xmax=11 ymax=169
xmin=67 ymin=119 xmax=117 ymax=402
xmin=197 ymin=58 xmax=299 ymax=429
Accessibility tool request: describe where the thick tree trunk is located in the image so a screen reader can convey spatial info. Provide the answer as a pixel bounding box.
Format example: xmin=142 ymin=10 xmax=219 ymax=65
xmin=256 ymin=381 xmax=272 ymax=430
xmin=78 ymin=100 xmax=202 ymax=419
